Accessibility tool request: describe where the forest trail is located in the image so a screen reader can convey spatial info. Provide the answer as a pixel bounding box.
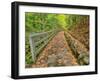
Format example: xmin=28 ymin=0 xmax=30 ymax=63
xmin=32 ymin=31 xmax=78 ymax=68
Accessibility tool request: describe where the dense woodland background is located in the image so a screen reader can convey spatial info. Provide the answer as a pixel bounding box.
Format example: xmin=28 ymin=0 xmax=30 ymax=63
xmin=25 ymin=12 xmax=89 ymax=66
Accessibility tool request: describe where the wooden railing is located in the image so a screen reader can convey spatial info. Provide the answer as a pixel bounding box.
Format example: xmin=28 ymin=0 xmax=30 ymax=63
xmin=29 ymin=30 xmax=59 ymax=63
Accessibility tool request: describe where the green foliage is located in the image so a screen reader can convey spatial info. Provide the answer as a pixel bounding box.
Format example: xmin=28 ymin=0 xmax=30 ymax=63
xmin=56 ymin=14 xmax=67 ymax=30
xmin=65 ymin=14 xmax=89 ymax=30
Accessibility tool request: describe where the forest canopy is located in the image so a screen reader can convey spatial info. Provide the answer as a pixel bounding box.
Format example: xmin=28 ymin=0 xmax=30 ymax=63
xmin=25 ymin=12 xmax=88 ymax=33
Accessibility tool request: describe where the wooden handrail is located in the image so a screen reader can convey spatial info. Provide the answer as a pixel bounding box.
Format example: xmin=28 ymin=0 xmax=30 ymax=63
xmin=29 ymin=29 xmax=59 ymax=63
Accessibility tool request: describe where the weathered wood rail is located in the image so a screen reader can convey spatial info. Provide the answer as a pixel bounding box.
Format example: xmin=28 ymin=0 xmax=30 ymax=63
xmin=29 ymin=30 xmax=59 ymax=63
